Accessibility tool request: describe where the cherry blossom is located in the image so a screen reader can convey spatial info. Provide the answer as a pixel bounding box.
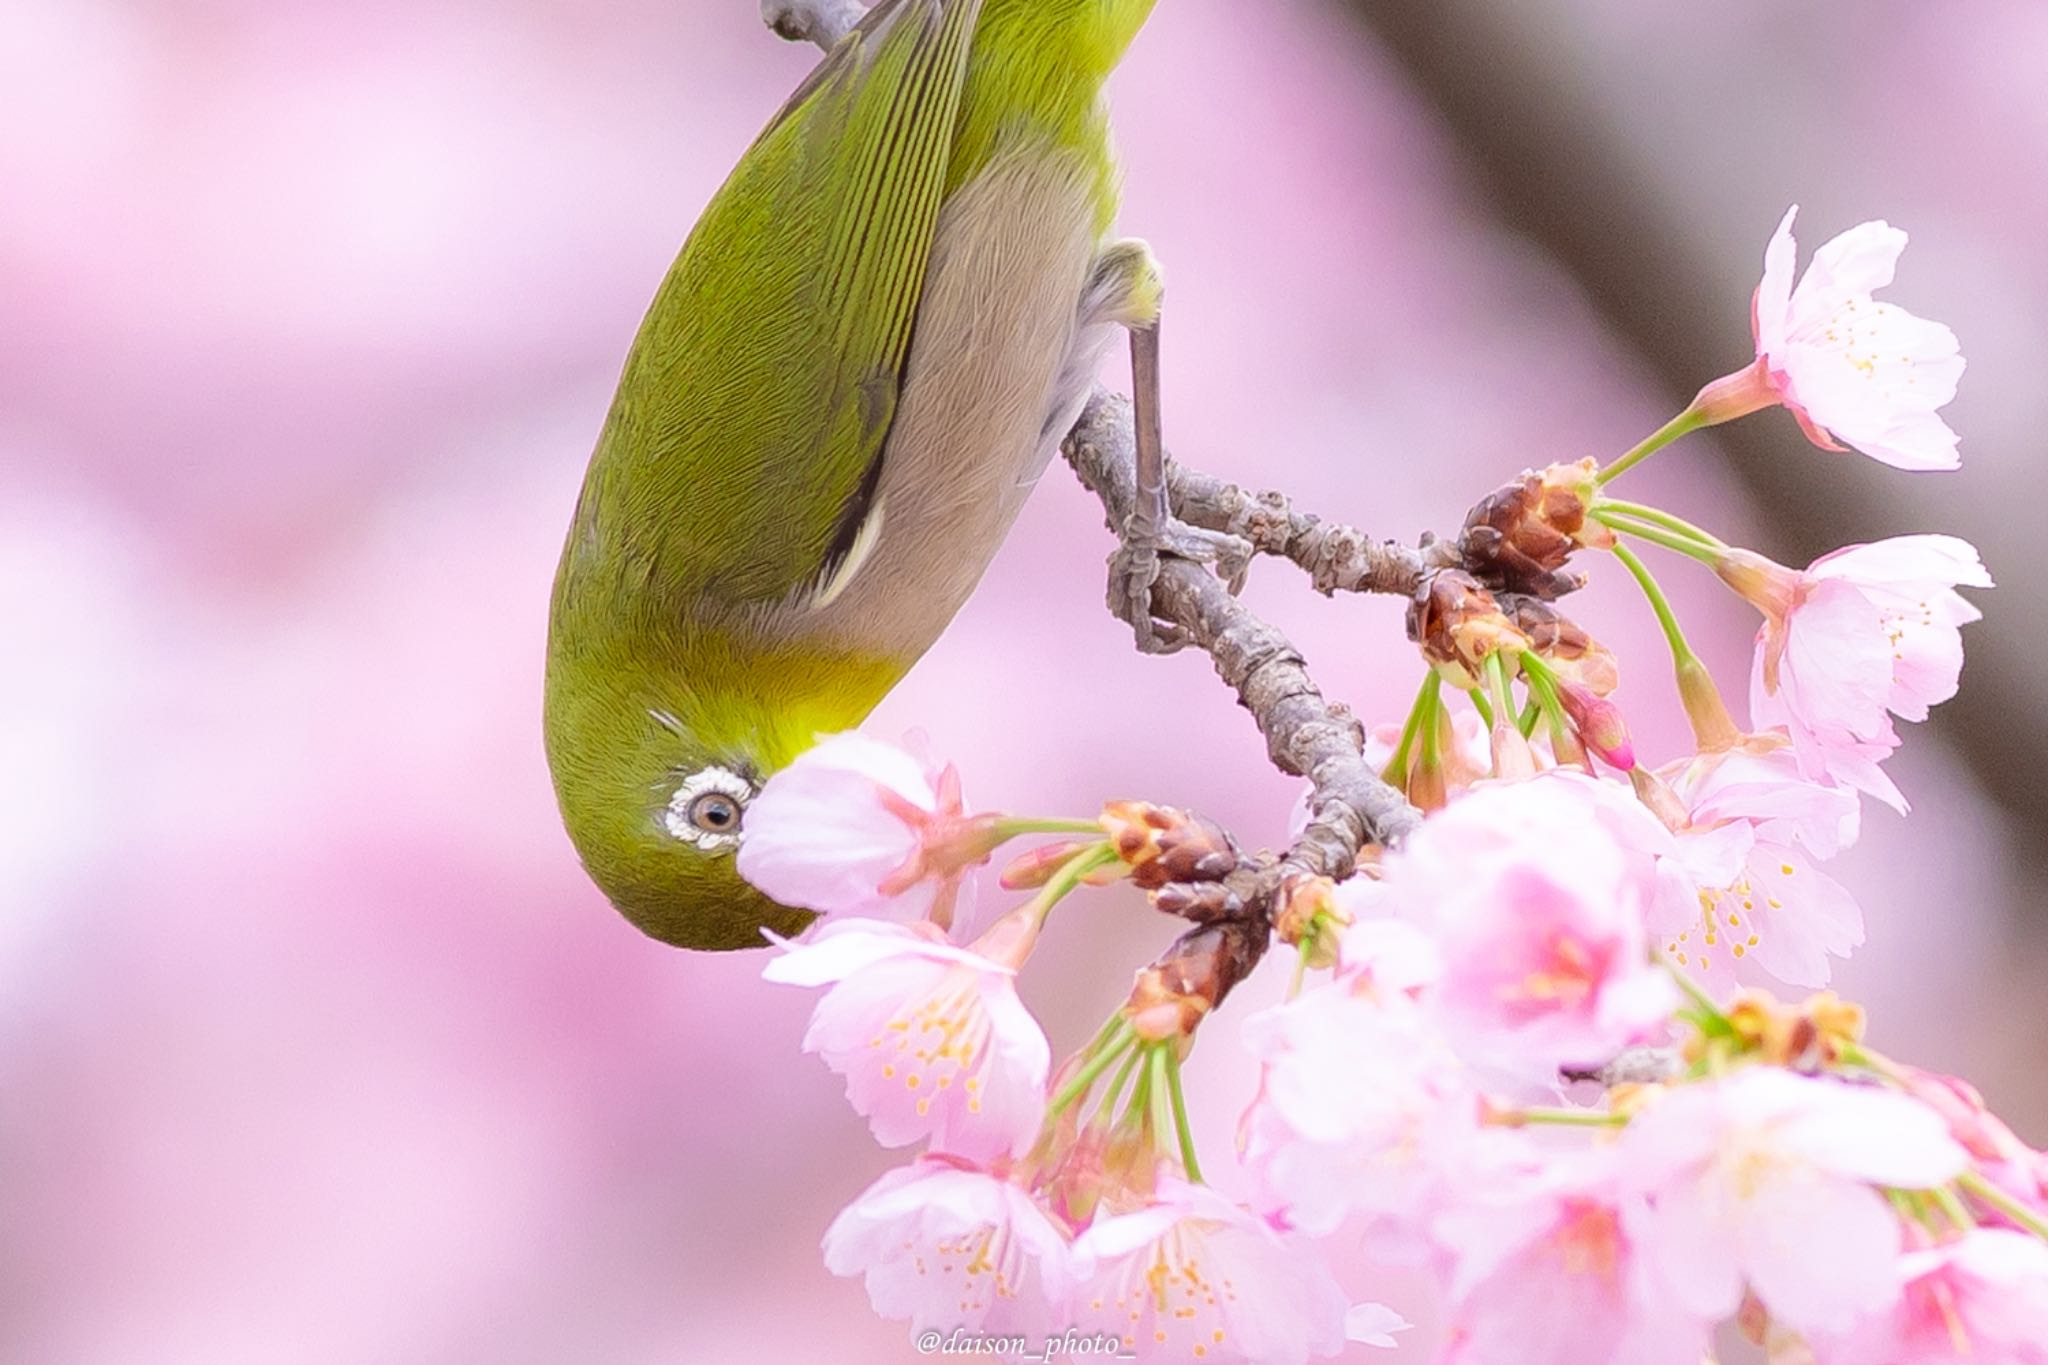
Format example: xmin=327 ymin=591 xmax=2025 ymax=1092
xmin=1376 ymin=773 xmax=1682 ymax=1081
xmin=1805 ymin=1230 xmax=2048 ymax=1365
xmin=1238 ymin=970 xmax=1484 ymax=1242
xmin=1435 ymin=1150 xmax=1712 ymax=1365
xmin=1621 ymin=1067 xmax=1969 ymax=1334
xmin=737 ymin=731 xmax=1001 ymax=926
xmin=1654 ymin=743 xmax=1864 ymax=989
xmin=1693 ymin=206 xmax=1965 ymax=470
xmin=763 ymin=914 xmax=1050 ymax=1160
xmin=822 ymin=1155 xmax=1069 ymax=1339
xmin=1721 ymin=536 xmax=1990 ymax=810
xmin=1897 ymin=1065 xmax=2048 ymax=1212
xmin=1061 ymin=1175 xmax=1356 ymax=1364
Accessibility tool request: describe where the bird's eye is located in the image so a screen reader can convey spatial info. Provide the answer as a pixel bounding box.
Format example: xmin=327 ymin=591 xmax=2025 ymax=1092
xmin=688 ymin=791 xmax=740 ymax=833
xmin=664 ymin=766 xmax=753 ymax=852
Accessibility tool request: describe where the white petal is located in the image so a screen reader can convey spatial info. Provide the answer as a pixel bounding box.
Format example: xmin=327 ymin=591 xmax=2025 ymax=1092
xmin=1755 ymin=205 xmax=1801 ymax=359
xmin=762 ymin=919 xmax=933 ymax=987
xmin=1344 ymin=1302 xmax=1410 ymax=1348
xmin=1800 ymin=220 xmax=1907 ymax=301
xmin=1740 ymin=1164 xmax=1902 ymax=1333
xmin=1775 ymin=1084 xmax=1967 ymax=1187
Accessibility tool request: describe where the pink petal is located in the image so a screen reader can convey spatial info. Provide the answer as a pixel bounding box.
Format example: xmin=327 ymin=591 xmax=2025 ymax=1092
xmin=1634 ymin=1166 xmax=1747 ymax=1322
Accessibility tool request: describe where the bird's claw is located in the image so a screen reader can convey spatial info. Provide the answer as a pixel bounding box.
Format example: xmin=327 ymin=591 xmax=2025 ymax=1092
xmin=1107 ymin=517 xmax=1253 ymax=655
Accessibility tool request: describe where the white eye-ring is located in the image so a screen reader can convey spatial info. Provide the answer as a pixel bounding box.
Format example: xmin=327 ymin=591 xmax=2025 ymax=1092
xmin=664 ymin=766 xmax=754 ymax=851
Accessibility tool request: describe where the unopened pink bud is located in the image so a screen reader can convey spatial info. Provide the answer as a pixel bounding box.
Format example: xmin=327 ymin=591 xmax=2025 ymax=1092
xmin=1676 ymin=657 xmax=1743 ymax=753
xmin=999 ymin=838 xmax=1095 ymax=890
xmin=1558 ymin=682 xmax=1636 ymax=770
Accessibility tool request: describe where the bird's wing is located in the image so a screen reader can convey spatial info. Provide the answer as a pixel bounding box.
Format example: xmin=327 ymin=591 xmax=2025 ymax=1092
xmin=578 ymin=0 xmax=985 ymax=612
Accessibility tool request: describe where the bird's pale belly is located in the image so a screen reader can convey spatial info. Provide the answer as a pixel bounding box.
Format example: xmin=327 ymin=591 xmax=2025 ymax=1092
xmin=752 ymin=138 xmax=1110 ymax=660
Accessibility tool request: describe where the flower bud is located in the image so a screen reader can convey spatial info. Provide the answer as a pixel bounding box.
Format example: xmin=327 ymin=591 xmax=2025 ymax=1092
xmin=1126 ymin=966 xmax=1212 ymax=1041
xmin=1408 ymin=570 xmax=1531 ymax=690
xmin=1272 ymin=874 xmax=1347 ymax=968
xmin=1690 ymin=988 xmax=1865 ymax=1070
xmin=1000 ymin=838 xmax=1116 ymax=890
xmin=1558 ymin=681 xmax=1636 ymax=770
xmin=1150 ymin=879 xmax=1244 ymax=922
xmin=1502 ymin=596 xmax=1621 ymax=696
xmin=1124 ymin=922 xmax=1264 ymax=1041
xmin=1457 ymin=460 xmax=1604 ymax=598
xmin=1099 ymin=801 xmax=1240 ymax=891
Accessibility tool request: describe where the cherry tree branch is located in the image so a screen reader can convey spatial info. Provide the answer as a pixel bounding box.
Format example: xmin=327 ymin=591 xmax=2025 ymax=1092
xmin=1166 ymin=461 xmax=1462 ymax=597
xmin=1064 ymin=390 xmax=1425 ymax=862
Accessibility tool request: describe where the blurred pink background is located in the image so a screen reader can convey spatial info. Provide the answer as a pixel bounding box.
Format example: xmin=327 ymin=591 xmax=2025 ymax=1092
xmin=4 ymin=1 xmax=2043 ymax=1360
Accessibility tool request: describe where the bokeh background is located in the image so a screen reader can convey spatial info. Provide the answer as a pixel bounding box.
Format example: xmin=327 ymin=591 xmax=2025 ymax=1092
xmin=4 ymin=0 xmax=2044 ymax=1360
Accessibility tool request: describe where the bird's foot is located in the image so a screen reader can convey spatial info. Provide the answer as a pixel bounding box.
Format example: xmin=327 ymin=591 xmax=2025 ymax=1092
xmin=1108 ymin=516 xmax=1253 ymax=655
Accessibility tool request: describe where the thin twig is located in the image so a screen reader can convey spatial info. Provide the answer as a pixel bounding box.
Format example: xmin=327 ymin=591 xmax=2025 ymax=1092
xmin=1166 ymin=461 xmax=1460 ymax=596
xmin=1561 ymin=1047 xmax=1681 ymax=1088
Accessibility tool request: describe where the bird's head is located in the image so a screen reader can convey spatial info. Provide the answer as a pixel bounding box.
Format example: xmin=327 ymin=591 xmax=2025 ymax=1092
xmin=542 ymin=630 xmax=899 ymax=950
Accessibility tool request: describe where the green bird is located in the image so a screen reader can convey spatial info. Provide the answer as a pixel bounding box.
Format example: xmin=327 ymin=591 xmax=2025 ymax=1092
xmin=544 ymin=0 xmax=1164 ymax=949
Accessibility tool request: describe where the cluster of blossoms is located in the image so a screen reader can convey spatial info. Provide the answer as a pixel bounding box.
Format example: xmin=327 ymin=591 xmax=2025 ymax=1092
xmin=733 ymin=209 xmax=2045 ymax=1363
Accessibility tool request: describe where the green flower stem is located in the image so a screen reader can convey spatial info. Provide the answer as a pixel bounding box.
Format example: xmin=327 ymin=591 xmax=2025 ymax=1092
xmin=1045 ymin=1018 xmax=1137 ymax=1120
xmin=1164 ymin=1047 xmax=1205 ymax=1183
xmin=1024 ymin=842 xmax=1122 ymax=926
xmin=1611 ymin=542 xmax=1707 ymax=671
xmin=1594 ymin=511 xmax=1725 ymax=567
xmin=1466 ymin=687 xmax=1495 ymax=729
xmin=1959 ymin=1170 xmax=2048 ymax=1242
xmin=1931 ymin=1183 xmax=1979 ymax=1233
xmin=1597 ymin=408 xmax=1707 ymax=483
xmin=1150 ymin=1047 xmax=1175 ymax=1143
xmin=1519 ymin=658 xmax=1575 ymax=755
xmin=1122 ymin=1048 xmax=1155 ymax=1136
xmin=992 ymin=816 xmax=1112 ymax=839
xmin=1510 ymin=1106 xmax=1629 ymax=1129
xmin=1383 ymin=672 xmax=1440 ymax=784
xmin=1484 ymin=652 xmax=1520 ymax=733
xmin=1596 ymin=499 xmax=1728 ymax=552
xmin=1518 ymin=696 xmax=1542 ymax=739
xmin=1418 ymin=674 xmax=1444 ymax=770
xmin=1097 ymin=1042 xmax=1144 ymax=1127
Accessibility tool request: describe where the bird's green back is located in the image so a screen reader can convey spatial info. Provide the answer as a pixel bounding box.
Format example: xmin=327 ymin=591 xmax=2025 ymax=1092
xmin=553 ymin=0 xmax=1157 ymax=645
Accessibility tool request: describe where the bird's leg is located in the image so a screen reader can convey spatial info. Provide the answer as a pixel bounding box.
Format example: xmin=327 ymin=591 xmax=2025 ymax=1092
xmin=761 ymin=0 xmax=868 ymax=50
xmin=1091 ymin=241 xmax=1251 ymax=653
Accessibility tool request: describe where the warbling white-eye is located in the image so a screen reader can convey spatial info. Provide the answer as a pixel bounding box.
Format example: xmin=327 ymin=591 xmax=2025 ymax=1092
xmin=544 ymin=0 xmax=1164 ymax=948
